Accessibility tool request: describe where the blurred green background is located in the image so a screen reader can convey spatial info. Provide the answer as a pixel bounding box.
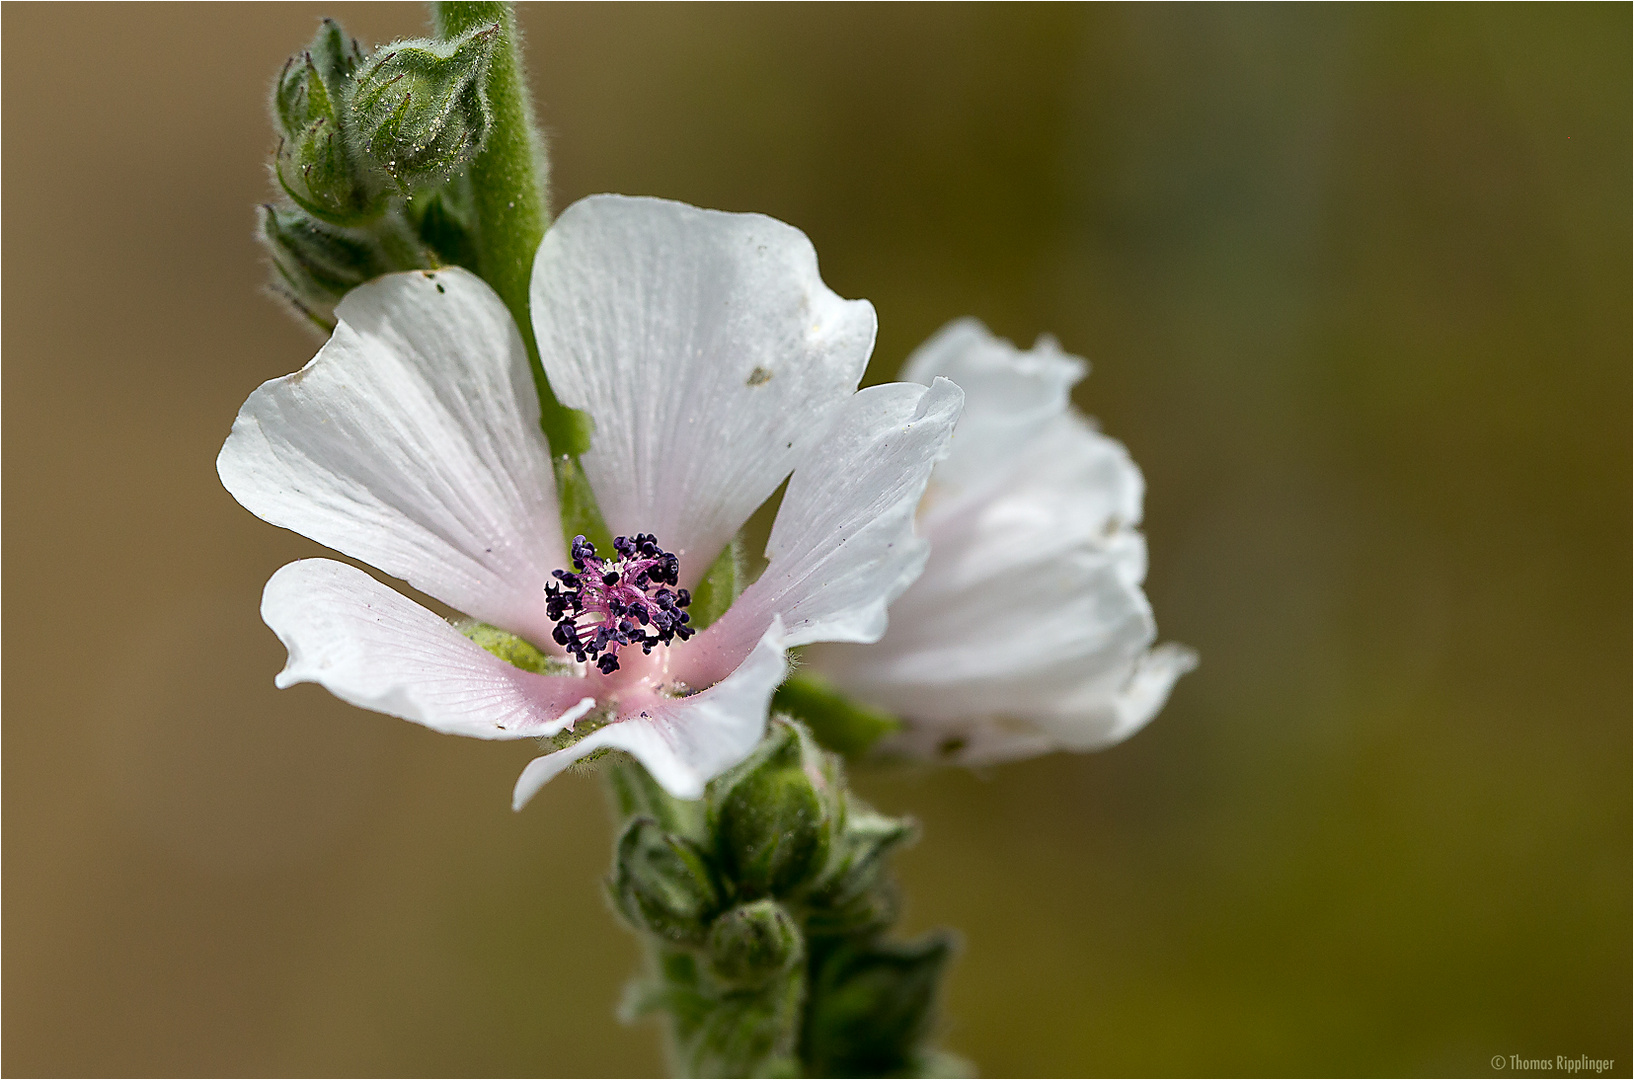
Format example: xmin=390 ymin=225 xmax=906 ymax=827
xmin=4 ymin=3 xmax=1628 ymax=1075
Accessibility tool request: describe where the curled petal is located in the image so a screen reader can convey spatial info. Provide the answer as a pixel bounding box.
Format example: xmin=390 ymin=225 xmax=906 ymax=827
xmin=531 ymin=195 xmax=876 ymax=587
xmin=264 ymin=559 xmax=593 ymax=740
xmin=219 ymin=269 xmax=565 ymax=647
xmin=903 ymin=317 xmax=1086 ymax=499
xmin=512 ymin=619 xmax=789 ymax=809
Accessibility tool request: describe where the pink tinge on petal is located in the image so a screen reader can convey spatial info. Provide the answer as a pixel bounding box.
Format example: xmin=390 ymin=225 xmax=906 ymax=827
xmin=264 ymin=559 xmax=597 ymax=742
xmin=512 ymin=618 xmax=787 ymax=809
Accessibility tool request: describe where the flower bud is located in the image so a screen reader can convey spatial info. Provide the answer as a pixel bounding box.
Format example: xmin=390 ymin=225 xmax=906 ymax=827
xmin=705 ymin=899 xmax=803 ymax=992
xmin=802 ymin=804 xmax=912 ymax=937
xmin=820 ymin=805 xmax=914 ymax=900
xmin=349 ymin=25 xmax=498 ymax=193
xmin=709 ymin=719 xmax=838 ymax=898
xmin=258 ymin=203 xmax=390 ymax=327
xmin=803 ymin=934 xmax=957 ymax=1078
xmin=609 ymin=816 xmax=722 ymax=946
xmin=273 ymin=18 xmax=358 ymax=137
xmin=271 ymin=19 xmax=385 ymax=224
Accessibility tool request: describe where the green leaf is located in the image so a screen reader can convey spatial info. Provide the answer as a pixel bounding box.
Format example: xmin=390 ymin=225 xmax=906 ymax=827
xmin=411 ymin=172 xmax=481 ymax=270
xmin=804 ymin=803 xmax=916 ymax=939
xmin=270 ymin=20 xmax=386 ymax=226
xmin=606 ymin=754 xmax=705 ymax=841
xmin=258 ymin=203 xmax=386 ymax=322
xmin=676 ymin=967 xmax=804 ymax=1079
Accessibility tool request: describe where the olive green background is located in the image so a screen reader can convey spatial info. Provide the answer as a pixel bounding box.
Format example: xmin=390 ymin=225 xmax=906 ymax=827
xmin=4 ymin=3 xmax=1628 ymax=1075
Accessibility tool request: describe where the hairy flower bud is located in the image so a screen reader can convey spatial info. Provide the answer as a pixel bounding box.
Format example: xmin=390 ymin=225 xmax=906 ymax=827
xmin=803 ymin=934 xmax=958 ymax=1078
xmin=610 ymin=816 xmax=722 ymax=946
xmin=805 ymin=804 xmax=915 ymax=937
xmin=349 ymin=25 xmax=498 ymax=193
xmin=709 ymin=719 xmax=839 ymax=898
xmin=271 ymin=19 xmax=385 ymax=225
xmin=258 ymin=203 xmax=391 ymax=328
xmin=705 ymin=899 xmax=803 ymax=991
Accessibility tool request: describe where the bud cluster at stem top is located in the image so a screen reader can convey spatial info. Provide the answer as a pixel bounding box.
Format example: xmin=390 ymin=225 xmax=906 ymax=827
xmin=259 ymin=16 xmax=501 ymax=330
xmin=607 ymin=718 xmax=960 ymax=1077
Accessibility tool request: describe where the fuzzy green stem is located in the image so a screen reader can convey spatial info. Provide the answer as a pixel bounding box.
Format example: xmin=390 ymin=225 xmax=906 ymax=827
xmin=432 ymin=2 xmax=610 ymax=551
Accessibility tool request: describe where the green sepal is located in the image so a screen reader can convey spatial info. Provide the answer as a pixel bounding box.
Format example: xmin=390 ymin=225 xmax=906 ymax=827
xmin=708 ymin=719 xmax=839 ymax=899
xmin=676 ymin=970 xmax=805 ymax=1080
xmin=258 ymin=203 xmax=391 ymax=326
xmin=553 ymin=454 xmax=614 ymax=560
xmin=687 ymin=536 xmax=745 ymax=632
xmin=801 ymin=934 xmax=958 ymax=1078
xmin=624 ymin=946 xmax=805 ymax=1077
xmin=273 ymin=17 xmax=362 ymax=133
xmin=610 ymin=816 xmax=724 ymax=947
xmin=804 ymin=804 xmax=916 ymax=939
xmin=456 ymin=619 xmax=575 ymax=675
xmin=606 ymin=753 xmax=705 ymax=842
xmin=706 ymin=899 xmax=804 ymax=993
xmin=271 ymin=19 xmax=386 ymax=226
xmin=772 ymin=670 xmax=902 ymax=758
xmin=350 ymin=25 xmax=499 ymax=194
xmin=408 ymin=171 xmax=481 ymax=271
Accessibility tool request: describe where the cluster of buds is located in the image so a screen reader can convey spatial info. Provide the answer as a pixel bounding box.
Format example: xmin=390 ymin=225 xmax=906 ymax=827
xmin=545 ymin=534 xmax=695 ymax=674
xmin=259 ymin=18 xmax=499 ymax=328
xmin=608 ymin=720 xmax=959 ymax=1077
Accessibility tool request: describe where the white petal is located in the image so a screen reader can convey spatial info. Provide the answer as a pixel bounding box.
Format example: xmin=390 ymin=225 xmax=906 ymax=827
xmin=1037 ymin=642 xmax=1199 ymax=750
xmin=825 ymin=413 xmax=1152 ymax=697
xmin=219 ymin=269 xmax=565 ymax=647
xmin=806 ymin=318 xmax=1193 ymax=764
xmin=677 ymin=379 xmax=962 ymax=688
xmin=902 ymin=318 xmax=1087 ymax=497
xmin=879 ymin=643 xmax=1196 ymax=766
xmin=812 ymin=546 xmax=1156 ymax=719
xmin=512 ymin=619 xmax=788 ymax=809
xmin=919 ymin=412 xmax=1148 ymax=584
xmin=264 ymin=559 xmax=594 ymax=741
xmin=530 ymin=195 xmax=875 ymax=584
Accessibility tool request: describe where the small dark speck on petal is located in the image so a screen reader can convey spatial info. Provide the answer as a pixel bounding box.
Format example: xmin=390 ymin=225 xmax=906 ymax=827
xmin=746 ymin=366 xmax=772 ymax=386
xmin=436 ymin=283 xmax=445 ymax=293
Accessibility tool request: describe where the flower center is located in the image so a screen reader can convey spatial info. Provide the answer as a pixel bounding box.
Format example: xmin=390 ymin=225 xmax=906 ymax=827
xmin=545 ymin=533 xmax=694 ymax=674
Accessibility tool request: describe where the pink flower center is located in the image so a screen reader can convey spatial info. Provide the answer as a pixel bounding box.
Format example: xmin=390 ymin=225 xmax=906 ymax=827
xmin=544 ymin=533 xmax=694 ymax=674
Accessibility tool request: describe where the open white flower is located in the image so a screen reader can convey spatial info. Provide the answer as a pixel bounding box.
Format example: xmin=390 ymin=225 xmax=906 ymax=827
xmin=218 ymin=195 xmax=961 ymax=808
xmin=803 ymin=319 xmax=1194 ymax=765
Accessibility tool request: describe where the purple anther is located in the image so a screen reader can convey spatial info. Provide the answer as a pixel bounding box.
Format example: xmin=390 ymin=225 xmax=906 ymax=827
xmin=544 ymin=534 xmax=695 ymax=672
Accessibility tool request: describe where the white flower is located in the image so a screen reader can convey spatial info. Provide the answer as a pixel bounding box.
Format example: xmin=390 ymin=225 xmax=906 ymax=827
xmin=803 ymin=319 xmax=1195 ymax=765
xmin=218 ymin=195 xmax=962 ymax=808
